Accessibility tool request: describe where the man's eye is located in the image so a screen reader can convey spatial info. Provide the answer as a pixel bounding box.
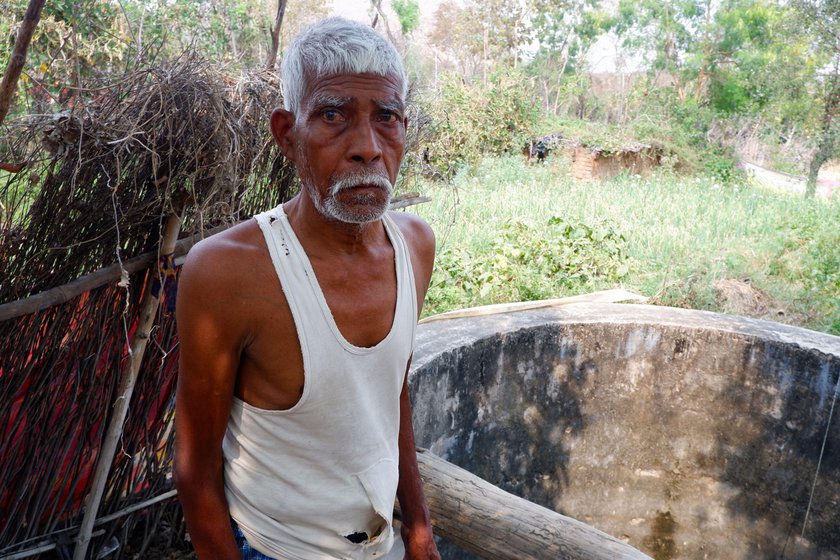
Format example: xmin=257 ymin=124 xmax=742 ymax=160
xmin=378 ymin=110 xmax=399 ymax=122
xmin=322 ymin=109 xmax=342 ymax=121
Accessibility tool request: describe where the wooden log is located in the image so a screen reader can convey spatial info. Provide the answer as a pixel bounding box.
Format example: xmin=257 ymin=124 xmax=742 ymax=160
xmin=389 ymin=194 xmax=431 ymax=210
xmin=398 ymin=448 xmax=651 ymax=560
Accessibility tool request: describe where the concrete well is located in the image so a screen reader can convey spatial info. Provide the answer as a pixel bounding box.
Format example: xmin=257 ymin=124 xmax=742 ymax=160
xmin=408 ymin=303 xmax=840 ymax=560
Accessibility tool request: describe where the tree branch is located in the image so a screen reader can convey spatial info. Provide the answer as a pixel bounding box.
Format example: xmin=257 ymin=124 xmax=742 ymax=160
xmin=265 ymin=0 xmax=287 ymax=70
xmin=0 ymin=0 xmax=46 ymax=127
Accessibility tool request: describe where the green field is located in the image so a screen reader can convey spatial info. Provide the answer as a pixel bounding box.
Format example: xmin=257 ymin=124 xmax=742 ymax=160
xmin=409 ymin=156 xmax=840 ymax=335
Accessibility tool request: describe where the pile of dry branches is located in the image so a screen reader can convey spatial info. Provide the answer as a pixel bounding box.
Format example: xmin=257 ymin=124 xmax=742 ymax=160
xmin=1 ymin=53 xmax=292 ymax=302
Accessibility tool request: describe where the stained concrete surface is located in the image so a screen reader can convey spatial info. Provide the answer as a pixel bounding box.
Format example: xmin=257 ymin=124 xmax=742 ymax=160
xmin=408 ymin=303 xmax=840 ymax=560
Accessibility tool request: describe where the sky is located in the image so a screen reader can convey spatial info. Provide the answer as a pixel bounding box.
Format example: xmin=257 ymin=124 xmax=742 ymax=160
xmin=328 ymin=0 xmax=632 ymax=74
xmin=330 ymin=0 xmax=443 ymax=28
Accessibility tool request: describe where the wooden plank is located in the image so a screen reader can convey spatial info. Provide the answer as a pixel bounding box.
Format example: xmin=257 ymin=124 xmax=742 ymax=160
xmin=420 ymin=289 xmax=649 ymax=324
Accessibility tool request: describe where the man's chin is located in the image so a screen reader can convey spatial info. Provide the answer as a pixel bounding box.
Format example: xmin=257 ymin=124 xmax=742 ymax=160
xmin=322 ymin=198 xmax=391 ymax=225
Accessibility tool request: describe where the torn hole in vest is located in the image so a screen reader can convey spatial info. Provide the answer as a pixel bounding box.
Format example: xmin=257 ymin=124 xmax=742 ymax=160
xmin=344 ymin=520 xmax=386 ymax=545
xmin=345 ymin=531 xmax=368 ymax=544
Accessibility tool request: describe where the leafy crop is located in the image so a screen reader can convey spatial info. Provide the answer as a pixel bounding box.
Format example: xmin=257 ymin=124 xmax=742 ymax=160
xmin=426 ymin=215 xmax=629 ymax=314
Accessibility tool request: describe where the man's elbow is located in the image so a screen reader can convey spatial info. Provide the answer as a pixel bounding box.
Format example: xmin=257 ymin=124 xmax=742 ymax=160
xmin=173 ymin=453 xmax=188 ymax=495
xmin=173 ymin=448 xmax=223 ymax=498
xmin=173 ymin=447 xmax=203 ymax=498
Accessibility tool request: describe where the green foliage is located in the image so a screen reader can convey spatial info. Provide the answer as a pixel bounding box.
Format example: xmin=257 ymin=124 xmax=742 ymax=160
xmin=766 ymin=204 xmax=840 ymax=333
xmin=0 ymin=0 xmax=128 ymax=103
xmin=425 ymin=216 xmax=629 ymax=314
xmin=701 ymin=146 xmax=742 ymax=183
xmin=0 ymin=0 xmax=271 ymax=114
xmin=614 ymin=0 xmax=708 ymax=74
xmin=708 ymin=0 xmax=816 ymax=123
xmin=135 ymin=0 xmax=269 ymax=65
xmin=621 ymin=83 xmax=750 ymax=177
xmin=464 ymin=0 xmax=530 ymax=66
xmin=708 ymin=71 xmax=753 ymax=114
xmin=423 ymin=70 xmax=539 ymax=175
xmin=392 ymin=0 xmax=420 ymax=35
xmin=529 ymin=0 xmax=606 ymax=70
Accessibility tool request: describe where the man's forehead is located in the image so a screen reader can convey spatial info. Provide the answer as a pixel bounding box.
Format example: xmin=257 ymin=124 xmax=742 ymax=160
xmin=301 ymin=72 xmax=404 ymax=108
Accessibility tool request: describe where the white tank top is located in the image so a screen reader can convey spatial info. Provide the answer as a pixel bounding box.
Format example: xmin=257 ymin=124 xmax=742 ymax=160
xmin=222 ymin=204 xmax=417 ymax=560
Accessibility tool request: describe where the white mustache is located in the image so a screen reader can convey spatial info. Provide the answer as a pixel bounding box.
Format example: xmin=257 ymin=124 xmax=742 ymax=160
xmin=329 ymin=172 xmax=393 ymax=196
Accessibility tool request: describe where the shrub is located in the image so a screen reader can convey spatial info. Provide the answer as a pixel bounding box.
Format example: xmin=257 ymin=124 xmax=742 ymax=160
xmin=702 ymin=146 xmax=743 ymax=183
xmin=425 ymin=215 xmax=629 ymax=314
xmin=422 ymin=70 xmax=539 ymax=176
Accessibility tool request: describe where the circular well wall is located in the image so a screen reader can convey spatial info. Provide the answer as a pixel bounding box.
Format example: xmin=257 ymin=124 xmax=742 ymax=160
xmin=409 ymin=303 xmax=840 ymax=560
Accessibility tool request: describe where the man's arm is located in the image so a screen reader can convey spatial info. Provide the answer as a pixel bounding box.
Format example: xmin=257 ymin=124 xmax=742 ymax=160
xmin=396 ymin=370 xmax=441 ymax=560
xmin=395 ymin=212 xmax=440 ymax=559
xmin=174 ymin=240 xmax=243 ymax=560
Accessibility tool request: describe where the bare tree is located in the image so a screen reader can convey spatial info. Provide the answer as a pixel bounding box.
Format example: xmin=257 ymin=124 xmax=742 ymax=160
xmin=266 ymin=0 xmax=289 ymax=70
xmin=370 ymin=0 xmax=398 ymax=45
xmin=0 ymin=0 xmax=46 ymax=126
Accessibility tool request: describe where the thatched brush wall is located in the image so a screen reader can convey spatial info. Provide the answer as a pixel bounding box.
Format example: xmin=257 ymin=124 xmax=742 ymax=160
xmin=0 ymin=56 xmax=292 ymax=558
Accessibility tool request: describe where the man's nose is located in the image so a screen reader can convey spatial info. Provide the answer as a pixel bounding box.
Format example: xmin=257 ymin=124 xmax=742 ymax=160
xmin=347 ymin=120 xmax=382 ymax=164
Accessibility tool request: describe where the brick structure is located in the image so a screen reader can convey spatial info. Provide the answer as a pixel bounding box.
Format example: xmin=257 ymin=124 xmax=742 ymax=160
xmin=566 ymin=142 xmax=663 ymax=181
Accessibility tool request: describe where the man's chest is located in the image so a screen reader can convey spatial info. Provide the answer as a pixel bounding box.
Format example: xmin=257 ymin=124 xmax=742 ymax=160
xmin=315 ymin=258 xmax=398 ymax=349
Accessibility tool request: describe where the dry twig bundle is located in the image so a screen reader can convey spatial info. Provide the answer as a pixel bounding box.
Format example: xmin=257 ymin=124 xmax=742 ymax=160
xmin=1 ymin=53 xmax=292 ymax=301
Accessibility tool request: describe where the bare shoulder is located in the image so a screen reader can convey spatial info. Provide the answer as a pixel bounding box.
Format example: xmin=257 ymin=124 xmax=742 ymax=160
xmin=180 ymin=221 xmax=264 ymax=286
xmin=388 ymin=212 xmax=435 ymax=306
xmin=177 ymin=219 xmax=269 ymax=318
xmin=388 ymin=211 xmax=435 ymax=259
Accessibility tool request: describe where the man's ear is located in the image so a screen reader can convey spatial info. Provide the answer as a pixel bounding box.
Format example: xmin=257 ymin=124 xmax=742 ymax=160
xmin=270 ymin=108 xmax=296 ymax=160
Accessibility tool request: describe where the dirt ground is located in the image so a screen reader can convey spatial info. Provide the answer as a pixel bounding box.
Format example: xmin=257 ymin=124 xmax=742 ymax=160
xmin=712 ymin=278 xmax=809 ymax=326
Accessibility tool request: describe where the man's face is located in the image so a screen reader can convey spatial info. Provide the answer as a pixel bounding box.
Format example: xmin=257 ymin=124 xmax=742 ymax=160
xmin=288 ymin=72 xmax=407 ymax=224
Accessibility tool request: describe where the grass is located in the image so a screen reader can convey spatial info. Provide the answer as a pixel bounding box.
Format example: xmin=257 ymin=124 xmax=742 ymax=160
xmin=407 ymin=155 xmax=840 ymax=335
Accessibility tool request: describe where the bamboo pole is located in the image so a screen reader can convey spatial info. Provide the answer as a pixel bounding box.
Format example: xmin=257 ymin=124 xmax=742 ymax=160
xmin=72 ymin=213 xmax=182 ymax=560
xmin=0 ymin=222 xmax=229 ymax=322
xmin=397 ymin=448 xmax=652 ymax=560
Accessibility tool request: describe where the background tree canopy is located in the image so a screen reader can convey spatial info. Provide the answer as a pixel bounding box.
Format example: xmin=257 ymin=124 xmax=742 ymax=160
xmin=1 ymin=0 xmax=839 ymax=189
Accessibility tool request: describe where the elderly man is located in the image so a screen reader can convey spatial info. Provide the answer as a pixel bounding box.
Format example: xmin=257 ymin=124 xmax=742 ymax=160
xmin=174 ymin=17 xmax=440 ymax=560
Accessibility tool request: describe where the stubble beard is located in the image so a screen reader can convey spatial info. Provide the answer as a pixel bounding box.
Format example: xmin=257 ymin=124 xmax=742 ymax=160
xmin=297 ymin=153 xmax=394 ymax=224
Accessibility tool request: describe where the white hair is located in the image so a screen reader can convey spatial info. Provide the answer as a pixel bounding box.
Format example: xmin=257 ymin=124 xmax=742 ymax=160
xmin=280 ymin=17 xmax=407 ymax=117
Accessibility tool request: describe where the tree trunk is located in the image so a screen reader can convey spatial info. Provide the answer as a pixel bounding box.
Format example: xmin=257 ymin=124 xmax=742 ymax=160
xmin=694 ymin=0 xmax=714 ymax=102
xmin=265 ymin=0 xmax=288 ymax=71
xmin=370 ymin=0 xmax=398 ymax=45
xmin=806 ymin=148 xmax=828 ymax=197
xmin=806 ymin=56 xmax=840 ymax=197
xmin=0 ymin=0 xmax=46 ymax=126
